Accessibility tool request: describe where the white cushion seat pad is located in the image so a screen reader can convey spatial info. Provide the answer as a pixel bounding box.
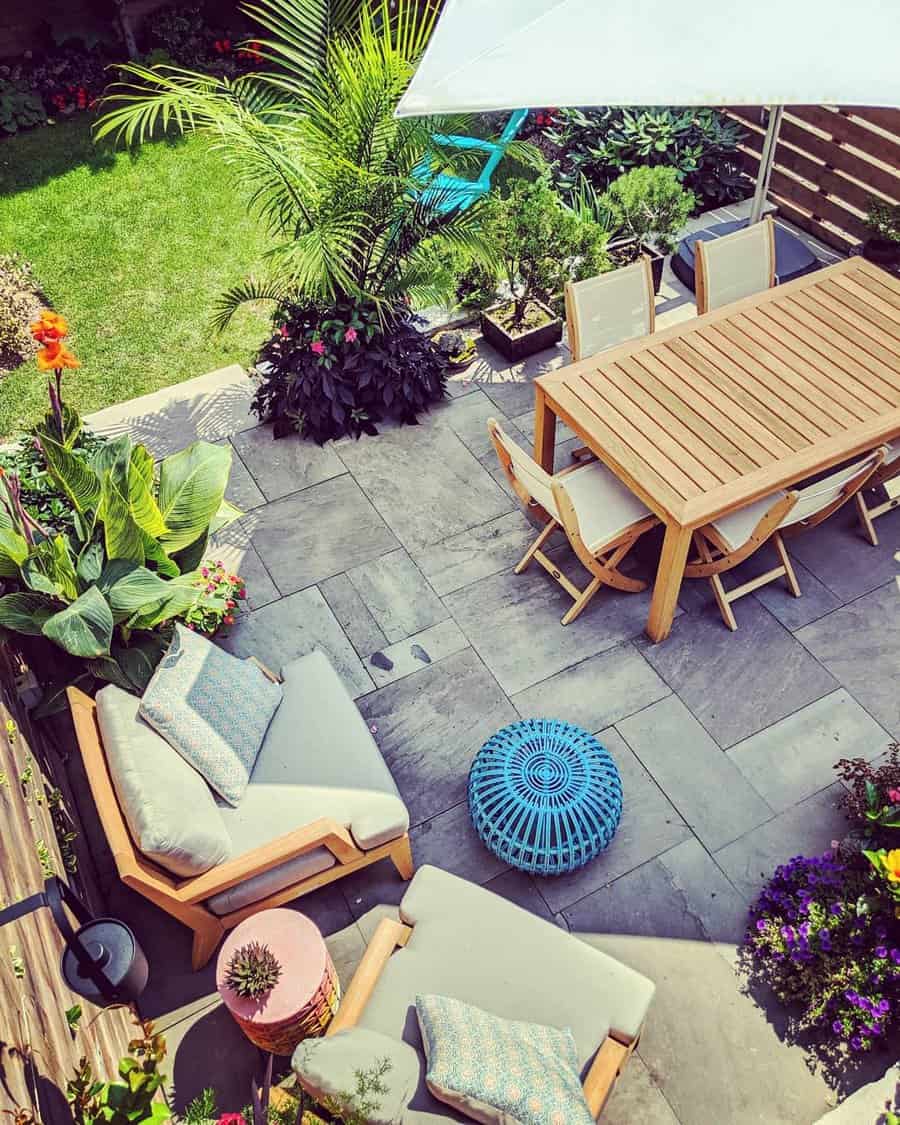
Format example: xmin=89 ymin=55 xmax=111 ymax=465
xmin=561 ymin=460 xmax=652 ymax=551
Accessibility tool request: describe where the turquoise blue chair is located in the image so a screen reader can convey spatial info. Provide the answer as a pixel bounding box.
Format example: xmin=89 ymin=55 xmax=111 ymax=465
xmin=414 ymin=109 xmax=529 ymax=213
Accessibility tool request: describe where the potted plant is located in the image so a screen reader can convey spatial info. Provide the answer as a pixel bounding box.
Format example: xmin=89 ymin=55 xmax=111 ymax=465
xmin=432 ymin=328 xmax=477 ymax=370
xmin=598 ymin=166 xmax=696 ymax=292
xmin=862 ymin=198 xmax=900 ymax=268
xmin=480 ymin=174 xmax=610 ymax=361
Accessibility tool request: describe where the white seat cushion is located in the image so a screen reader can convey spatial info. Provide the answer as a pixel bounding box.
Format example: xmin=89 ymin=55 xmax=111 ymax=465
xmin=561 ymin=460 xmax=652 ymax=550
xmin=711 ymin=489 xmax=790 ymax=552
xmin=884 ymin=440 xmax=900 ymax=465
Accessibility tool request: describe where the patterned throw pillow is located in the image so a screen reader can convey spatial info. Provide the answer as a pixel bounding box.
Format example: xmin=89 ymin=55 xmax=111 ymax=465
xmin=139 ymin=625 xmax=282 ymax=806
xmin=416 ymin=994 xmax=595 ymax=1125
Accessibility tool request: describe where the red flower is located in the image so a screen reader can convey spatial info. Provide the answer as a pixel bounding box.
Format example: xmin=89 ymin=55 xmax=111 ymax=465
xmin=279 ymin=324 xmax=289 ymax=337
xmin=223 ymin=615 xmax=234 ymax=626
xmin=216 ymin=1115 xmax=247 ymax=1125
xmin=223 ymin=39 xmax=231 ymax=51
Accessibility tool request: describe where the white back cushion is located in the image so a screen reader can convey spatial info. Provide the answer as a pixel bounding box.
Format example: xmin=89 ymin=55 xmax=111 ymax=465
xmin=699 ymin=220 xmax=774 ymax=312
xmin=783 ymin=452 xmax=882 ymax=527
xmin=491 ymin=420 xmax=559 ymax=517
xmin=567 ymin=260 xmax=653 ymax=360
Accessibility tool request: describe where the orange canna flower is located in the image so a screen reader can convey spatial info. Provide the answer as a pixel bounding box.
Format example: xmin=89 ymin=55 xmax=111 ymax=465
xmin=29 ymin=309 xmax=69 ymax=344
xmin=36 ymin=341 xmax=79 ymax=371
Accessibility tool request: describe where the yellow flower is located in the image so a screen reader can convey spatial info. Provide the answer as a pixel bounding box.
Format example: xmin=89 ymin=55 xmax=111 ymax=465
xmin=884 ymin=849 xmax=900 ymax=883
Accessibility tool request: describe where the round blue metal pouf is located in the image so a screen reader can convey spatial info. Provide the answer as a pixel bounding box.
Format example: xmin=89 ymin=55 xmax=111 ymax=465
xmin=468 ymin=719 xmax=622 ymax=876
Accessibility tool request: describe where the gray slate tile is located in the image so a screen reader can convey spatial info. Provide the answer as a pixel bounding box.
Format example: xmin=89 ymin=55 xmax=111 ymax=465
xmin=727 ymin=688 xmax=895 ymax=812
xmin=336 ymin=421 xmax=513 ymax=550
xmin=788 ymin=506 xmax=900 ymax=603
xmin=446 ymin=564 xmax=663 ymax=696
xmin=482 ymin=869 xmax=564 ymax=927
xmin=409 ymin=801 xmax=510 ymax=886
xmin=473 ymin=337 xmax=572 ymax=418
xmin=564 ymin=838 xmax=748 ymax=944
xmin=208 ymin=518 xmax=280 ymax=610
xmin=433 ymin=389 xmax=512 ymax=459
xmin=637 ymin=597 xmax=837 ymax=748
xmin=366 ymin=619 xmax=469 ymax=688
xmin=512 ymin=644 xmax=670 ymax=733
xmin=230 ymin=425 xmax=345 ymax=500
xmin=347 ymin=549 xmax=448 ymax=643
xmin=221 ymin=440 xmax=265 ymax=510
xmin=617 ymin=695 xmax=773 ymax=851
xmin=356 ymin=647 xmax=517 ymax=825
xmin=412 ymin=510 xmax=538 ymax=596
xmin=319 ymin=572 xmax=387 ymax=658
xmin=714 ymin=784 xmax=848 ymax=903
xmin=248 ymin=474 xmax=399 ymax=595
xmin=533 ymin=728 xmax=692 ymax=914
xmin=603 ymin=1055 xmax=681 ymax=1125
xmin=796 ymin=582 xmax=900 ymax=738
xmin=218 ymin=585 xmax=373 ymax=698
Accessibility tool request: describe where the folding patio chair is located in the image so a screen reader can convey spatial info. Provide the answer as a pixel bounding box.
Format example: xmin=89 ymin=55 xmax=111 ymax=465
xmin=488 ymin=418 xmax=658 ymax=624
xmin=565 ymin=256 xmax=656 ymax=362
xmin=694 ymin=216 xmax=776 ymax=315
xmin=684 ymin=448 xmax=887 ymax=630
xmin=855 ymin=441 xmax=900 ymax=546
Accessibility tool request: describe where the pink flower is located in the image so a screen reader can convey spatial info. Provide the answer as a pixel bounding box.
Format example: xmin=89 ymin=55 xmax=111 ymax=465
xmin=280 ymin=324 xmax=289 ymax=337
xmin=888 ymin=788 xmax=900 ymax=804
xmin=310 ymin=340 xmax=326 ymax=356
xmin=344 ymin=327 xmax=358 ymax=343
xmin=216 ymin=1115 xmax=247 ymax=1125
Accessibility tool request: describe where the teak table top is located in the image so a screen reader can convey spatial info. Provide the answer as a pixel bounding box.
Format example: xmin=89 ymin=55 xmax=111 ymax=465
xmin=533 ymin=256 xmax=900 ymax=641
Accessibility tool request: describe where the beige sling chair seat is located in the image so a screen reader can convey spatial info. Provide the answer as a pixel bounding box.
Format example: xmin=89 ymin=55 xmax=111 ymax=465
xmin=488 ymin=418 xmax=658 ymax=625
xmin=855 ymin=440 xmax=900 ymax=546
xmin=685 ymin=448 xmax=887 ymax=631
xmin=695 ymin=215 xmax=776 ymax=315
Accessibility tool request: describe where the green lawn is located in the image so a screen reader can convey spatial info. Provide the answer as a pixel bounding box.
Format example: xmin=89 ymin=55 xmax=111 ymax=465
xmin=0 ymin=114 xmax=271 ymax=437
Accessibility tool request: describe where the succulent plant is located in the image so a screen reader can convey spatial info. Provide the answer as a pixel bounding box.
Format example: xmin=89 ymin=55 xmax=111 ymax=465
xmin=224 ymin=941 xmax=282 ymax=999
xmin=436 ymin=329 xmax=466 ymax=356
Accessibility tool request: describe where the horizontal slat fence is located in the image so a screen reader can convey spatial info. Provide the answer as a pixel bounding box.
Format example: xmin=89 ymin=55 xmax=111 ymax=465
xmin=725 ymin=105 xmax=900 ymax=253
xmin=0 ymin=647 xmax=133 ymax=1125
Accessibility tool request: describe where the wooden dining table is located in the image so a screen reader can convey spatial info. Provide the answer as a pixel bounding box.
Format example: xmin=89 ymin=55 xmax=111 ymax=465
xmin=533 ymin=256 xmax=900 ymax=643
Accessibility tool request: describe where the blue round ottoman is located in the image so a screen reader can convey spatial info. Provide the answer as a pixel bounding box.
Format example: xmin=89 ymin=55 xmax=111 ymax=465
xmin=468 ymin=719 xmax=622 ymax=876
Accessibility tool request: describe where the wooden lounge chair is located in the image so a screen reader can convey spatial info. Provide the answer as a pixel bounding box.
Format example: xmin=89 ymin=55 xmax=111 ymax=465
xmin=68 ymin=650 xmax=413 ymax=969
xmin=565 ymin=256 xmax=656 ymax=363
xmin=855 ymin=441 xmax=900 ymax=546
xmin=695 ymin=216 xmax=776 ymax=314
xmin=684 ymin=448 xmax=886 ymax=630
xmin=294 ymin=866 xmax=655 ymax=1122
xmin=488 ymin=418 xmax=658 ymax=624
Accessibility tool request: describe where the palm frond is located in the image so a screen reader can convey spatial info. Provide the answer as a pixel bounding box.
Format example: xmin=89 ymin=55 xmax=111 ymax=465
xmin=212 ymin=277 xmax=296 ymax=332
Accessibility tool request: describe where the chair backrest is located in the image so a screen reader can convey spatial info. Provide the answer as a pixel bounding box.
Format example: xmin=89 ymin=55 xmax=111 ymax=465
xmin=565 ymin=258 xmax=655 ymax=362
xmin=780 ymin=448 xmax=887 ymax=529
xmin=487 ymin=418 xmax=558 ymax=518
xmin=695 ymin=216 xmax=776 ymax=315
xmin=480 ymin=109 xmax=529 ymax=181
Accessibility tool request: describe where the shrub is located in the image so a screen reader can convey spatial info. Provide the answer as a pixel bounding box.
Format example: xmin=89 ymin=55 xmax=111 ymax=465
xmin=834 ymin=743 xmax=900 ymax=840
xmin=545 ymin=106 xmax=748 ymax=209
xmin=0 ymin=253 xmax=39 ymax=370
xmin=253 ymin=300 xmax=447 ymax=443
xmin=419 ymin=238 xmax=499 ymax=309
xmin=599 ymin=166 xmax=696 ymax=256
xmin=741 ymin=850 xmax=900 ymax=1056
xmin=481 ymin=173 xmax=610 ymax=325
xmin=865 ymin=198 xmax=900 ymax=243
xmin=13 ymin=44 xmax=111 ymax=116
xmin=0 ymin=77 xmax=46 ymax=133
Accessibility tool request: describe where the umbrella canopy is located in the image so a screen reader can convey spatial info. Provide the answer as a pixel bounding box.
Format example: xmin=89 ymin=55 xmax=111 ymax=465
xmin=396 ymin=0 xmax=900 ymax=117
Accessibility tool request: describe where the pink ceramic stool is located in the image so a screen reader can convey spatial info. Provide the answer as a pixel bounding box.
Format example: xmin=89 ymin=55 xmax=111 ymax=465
xmin=216 ymin=909 xmax=340 ymax=1054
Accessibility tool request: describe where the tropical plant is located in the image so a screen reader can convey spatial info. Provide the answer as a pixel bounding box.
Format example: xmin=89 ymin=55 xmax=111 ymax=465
xmin=599 ymin=166 xmax=696 ymax=256
xmin=0 ymin=410 xmax=240 ymax=706
xmin=545 ymin=106 xmax=748 ymax=208
xmin=96 ymin=0 xmax=499 ymax=326
xmin=0 ymin=253 xmax=39 ymax=371
xmin=835 ymin=743 xmax=900 ymax=839
xmin=183 ymin=560 xmax=247 ymax=635
xmin=481 ymin=173 xmax=610 ymax=326
xmin=67 ymin=1017 xmax=170 ymax=1125
xmin=252 ymin=298 xmax=447 ymax=441
xmin=741 ymin=850 xmax=900 ymax=1057
xmin=865 ymin=198 xmax=900 ymax=243
xmin=224 ymin=941 xmax=282 ymax=999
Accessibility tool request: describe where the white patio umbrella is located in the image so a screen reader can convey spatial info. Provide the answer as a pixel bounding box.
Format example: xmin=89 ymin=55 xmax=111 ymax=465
xmin=396 ymin=0 xmax=900 ymax=223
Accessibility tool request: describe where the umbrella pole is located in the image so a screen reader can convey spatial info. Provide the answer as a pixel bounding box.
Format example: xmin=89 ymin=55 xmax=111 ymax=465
xmin=749 ymin=104 xmax=784 ymax=223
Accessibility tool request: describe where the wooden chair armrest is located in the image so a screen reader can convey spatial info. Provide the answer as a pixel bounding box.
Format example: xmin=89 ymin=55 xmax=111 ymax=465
xmin=175 ymin=818 xmax=362 ymax=904
xmin=582 ymin=1034 xmax=632 ymax=1117
xmin=327 ymin=918 xmax=412 ymax=1036
xmin=248 ymin=656 xmax=281 ymax=683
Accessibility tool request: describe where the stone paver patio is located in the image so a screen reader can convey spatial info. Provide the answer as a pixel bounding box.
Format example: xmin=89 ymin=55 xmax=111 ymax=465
xmin=76 ymin=211 xmax=899 ymax=1124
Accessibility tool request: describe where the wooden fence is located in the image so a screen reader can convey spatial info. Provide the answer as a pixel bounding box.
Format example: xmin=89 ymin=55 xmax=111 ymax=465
xmin=0 ymin=649 xmax=132 ymax=1125
xmin=725 ymin=105 xmax=900 ymax=253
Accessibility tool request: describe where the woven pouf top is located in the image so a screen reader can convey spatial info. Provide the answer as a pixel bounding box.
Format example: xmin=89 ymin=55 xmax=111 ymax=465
xmin=468 ymin=718 xmax=622 ymax=876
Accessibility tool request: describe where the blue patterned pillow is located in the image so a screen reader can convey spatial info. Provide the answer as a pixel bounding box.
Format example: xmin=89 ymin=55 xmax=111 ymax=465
xmin=139 ymin=625 xmax=282 ymax=806
xmin=416 ymin=994 xmax=595 ymax=1125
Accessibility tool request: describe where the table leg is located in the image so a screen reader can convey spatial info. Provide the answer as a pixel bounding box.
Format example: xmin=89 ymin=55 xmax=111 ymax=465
xmin=646 ymin=523 xmax=693 ymax=643
xmin=534 ymin=387 xmax=557 ymax=472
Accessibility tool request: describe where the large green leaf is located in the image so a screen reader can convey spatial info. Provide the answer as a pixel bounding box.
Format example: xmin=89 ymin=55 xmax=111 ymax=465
xmin=21 ymin=536 xmax=80 ymax=601
xmin=36 ymin=429 xmax=102 ymax=515
xmin=142 ymin=534 xmax=180 ymax=578
xmin=76 ymin=541 xmax=105 ymax=584
xmin=98 ymin=560 xmax=178 ymax=624
xmin=86 ymin=654 xmax=135 ymax=692
xmin=42 ymin=586 xmax=114 ymax=658
xmin=123 ymin=572 xmax=202 ymax=632
xmin=157 ymin=442 xmax=232 ymax=555
xmin=0 ymin=592 xmax=58 ymax=635
xmin=128 ymin=445 xmax=167 ymax=539
xmin=209 ymin=498 xmax=242 ymax=536
xmin=170 ymin=530 xmax=208 ymax=575
xmin=113 ymin=632 xmax=170 ymax=693
xmin=0 ymin=527 xmax=28 ymax=578
xmin=100 ymin=467 xmax=146 ymax=563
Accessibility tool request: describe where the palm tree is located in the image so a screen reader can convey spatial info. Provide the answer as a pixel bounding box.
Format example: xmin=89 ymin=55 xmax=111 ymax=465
xmin=96 ymin=0 xmax=496 ymax=328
